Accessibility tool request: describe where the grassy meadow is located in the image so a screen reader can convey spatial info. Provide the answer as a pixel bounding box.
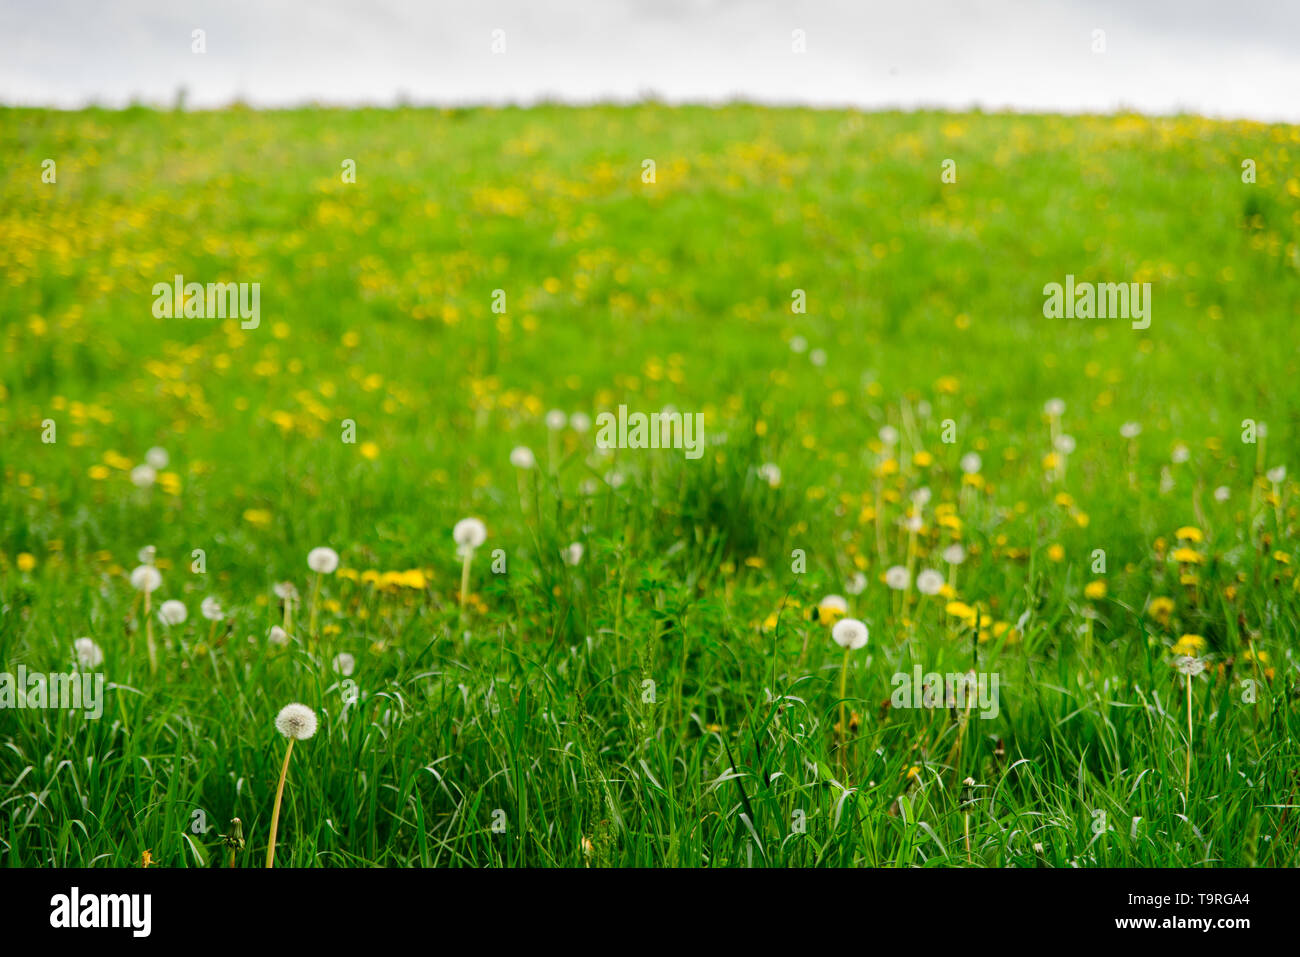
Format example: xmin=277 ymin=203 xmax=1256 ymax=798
xmin=2 ymin=104 xmax=1300 ymax=867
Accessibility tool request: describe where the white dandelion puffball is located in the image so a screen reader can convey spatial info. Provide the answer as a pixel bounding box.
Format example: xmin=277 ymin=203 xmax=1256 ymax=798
xmin=145 ymin=446 xmax=169 ymax=469
xmin=819 ymin=594 xmax=848 ymax=615
xmin=332 ymin=652 xmax=355 ymax=677
xmin=200 ymin=596 xmax=224 ymax=621
xmin=758 ymin=462 xmax=782 ymax=487
xmin=1120 ymin=422 xmax=1142 ymax=439
xmin=545 ymin=409 xmax=567 ymax=430
xmin=885 ymin=565 xmax=910 ymax=590
xmin=1214 ymin=486 xmax=1231 ymax=503
xmin=1171 ymin=444 xmax=1190 ymax=464
xmin=138 ymin=545 xmax=157 ymax=564
xmin=1055 ymin=434 xmax=1076 ymax=455
xmin=916 ymin=569 xmax=945 ymax=596
xmin=307 ymin=546 xmax=340 ymax=574
xmin=831 ymin=618 xmax=870 ymax=650
xmin=1044 ymin=398 xmax=1065 ymax=417
xmin=158 ymin=599 xmax=187 ymax=625
xmin=130 ymin=565 xmax=162 ymax=593
xmin=268 ymin=625 xmax=290 ymax=646
xmin=943 ymin=544 xmax=967 ymax=566
xmin=275 ymin=703 xmax=318 ymax=740
xmin=1174 ymin=656 xmax=1205 ymax=677
xmin=605 ymin=470 xmax=625 ymax=489
xmin=74 ymin=637 xmax=104 ymax=668
xmin=563 ymin=542 xmax=585 ymax=566
xmin=960 ymin=452 xmax=982 ymax=474
xmin=569 ymin=412 xmax=592 ymax=433
xmin=1267 ymin=465 xmax=1287 ymax=484
xmin=809 ymin=348 xmax=827 ymax=367
xmin=912 ymin=487 xmax=932 ymax=506
xmin=789 ymin=335 xmax=808 ymax=354
xmin=904 ymin=515 xmax=924 ymax=533
xmin=453 ymin=518 xmax=488 ymax=551
xmin=845 ymin=572 xmax=868 ymax=596
xmin=878 ymin=425 xmax=899 ymax=447
xmin=274 ymin=581 xmax=299 ymax=601
xmin=130 ymin=464 xmax=156 ymax=489
xmin=510 ymin=445 xmax=536 ymax=469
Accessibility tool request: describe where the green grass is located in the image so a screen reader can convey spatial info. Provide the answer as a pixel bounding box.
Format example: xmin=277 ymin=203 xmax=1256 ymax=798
xmin=1 ymin=104 xmax=1299 ymax=867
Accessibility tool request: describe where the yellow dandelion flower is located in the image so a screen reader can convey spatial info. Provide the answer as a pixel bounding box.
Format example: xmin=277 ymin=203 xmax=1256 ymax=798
xmin=1175 ymin=526 xmax=1203 ymax=543
xmin=1172 ymin=634 xmax=1207 ymax=655
xmin=16 ymin=553 xmax=37 ymax=572
xmin=1047 ymin=544 xmax=1065 ymax=562
xmin=1084 ymin=580 xmax=1107 ymax=600
xmin=1147 ymin=596 xmax=1175 ymax=623
xmin=1171 ymin=547 xmax=1204 ymax=564
xmin=945 ymin=601 xmax=977 ymax=623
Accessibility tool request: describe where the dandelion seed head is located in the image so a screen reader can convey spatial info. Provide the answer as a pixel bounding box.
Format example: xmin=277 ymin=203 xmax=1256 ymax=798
xmin=307 ymin=546 xmax=340 ymax=574
xmin=130 ymin=565 xmax=162 ymax=593
xmin=916 ymin=569 xmax=944 ymax=596
xmin=74 ymin=637 xmax=103 ymax=668
xmin=510 ymin=446 xmax=536 ymax=469
xmin=885 ymin=565 xmax=910 ymax=590
xmin=332 ymin=652 xmax=355 ymax=677
xmin=158 ymin=599 xmax=187 ymax=625
xmin=831 ymin=617 xmax=869 ymax=650
xmin=200 ymin=596 xmax=224 ymax=621
xmin=130 ymin=464 xmax=156 ymax=488
xmin=453 ymin=517 xmax=488 ymax=550
xmin=145 ymin=446 xmax=169 ymax=470
xmin=275 ymin=703 xmax=318 ymax=740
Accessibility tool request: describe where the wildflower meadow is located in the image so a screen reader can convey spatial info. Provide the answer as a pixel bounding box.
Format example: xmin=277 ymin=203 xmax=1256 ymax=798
xmin=3 ymin=101 xmax=1300 ymax=881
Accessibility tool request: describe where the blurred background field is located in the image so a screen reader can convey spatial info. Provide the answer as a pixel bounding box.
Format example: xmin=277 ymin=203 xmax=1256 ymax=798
xmin=2 ymin=106 xmax=1299 ymax=867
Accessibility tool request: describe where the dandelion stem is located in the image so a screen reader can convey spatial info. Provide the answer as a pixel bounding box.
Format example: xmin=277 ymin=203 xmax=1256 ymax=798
xmin=458 ymin=548 xmax=473 ymax=632
xmin=837 ymin=646 xmax=851 ymax=764
xmin=266 ymin=737 xmax=295 ymax=868
xmin=145 ymin=590 xmax=157 ymax=676
xmin=308 ymin=571 xmax=322 ymax=639
xmin=1185 ymin=676 xmax=1193 ymax=793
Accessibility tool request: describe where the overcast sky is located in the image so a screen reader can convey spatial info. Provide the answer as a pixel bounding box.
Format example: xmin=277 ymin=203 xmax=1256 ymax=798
xmin=2 ymin=0 xmax=1297 ymax=120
